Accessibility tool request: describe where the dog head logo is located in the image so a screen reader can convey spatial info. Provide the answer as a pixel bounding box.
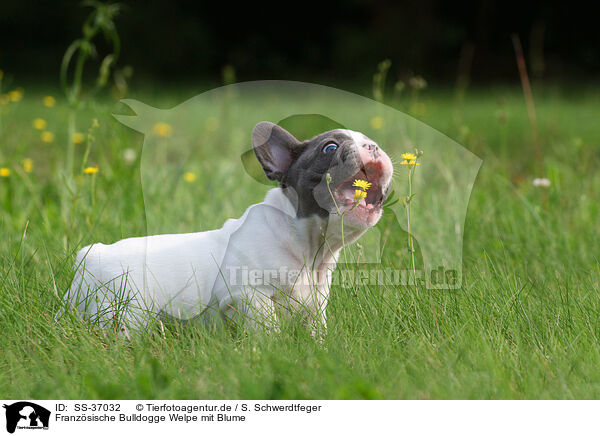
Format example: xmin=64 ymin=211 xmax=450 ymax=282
xmin=3 ymin=402 xmax=50 ymax=434
xmin=114 ymin=81 xmax=480 ymax=294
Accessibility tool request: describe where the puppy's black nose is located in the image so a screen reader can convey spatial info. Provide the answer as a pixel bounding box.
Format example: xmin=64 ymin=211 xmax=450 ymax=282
xmin=363 ymin=143 xmax=378 ymax=152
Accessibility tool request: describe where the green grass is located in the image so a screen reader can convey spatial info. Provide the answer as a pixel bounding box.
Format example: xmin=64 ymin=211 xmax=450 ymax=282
xmin=1 ymin=83 xmax=599 ymax=399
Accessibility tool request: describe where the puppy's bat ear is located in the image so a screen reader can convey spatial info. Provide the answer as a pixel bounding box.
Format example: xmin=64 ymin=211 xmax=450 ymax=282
xmin=252 ymin=121 xmax=302 ymax=182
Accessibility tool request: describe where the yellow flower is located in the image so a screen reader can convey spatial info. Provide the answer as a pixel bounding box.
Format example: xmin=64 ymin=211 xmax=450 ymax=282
xmin=401 ymin=159 xmax=420 ymax=166
xmin=73 ymin=132 xmax=85 ymax=144
xmin=0 ymin=167 xmax=10 ymax=177
xmin=401 ymin=152 xmax=417 ymax=160
xmin=42 ymin=96 xmax=56 ymax=107
xmin=40 ymin=131 xmax=54 ymax=143
xmin=33 ymin=118 xmax=47 ymax=130
xmin=153 ymin=122 xmax=173 ymax=137
xmin=353 ymin=179 xmax=372 ymax=191
xmin=22 ymin=158 xmax=33 ymax=173
xmin=8 ymin=89 xmax=23 ymax=102
xmin=370 ymin=116 xmax=384 ymax=130
xmin=352 ymin=189 xmax=367 ymax=201
xmin=83 ymin=166 xmax=99 ymax=175
xmin=183 ymin=172 xmax=196 ymax=183
xmin=0 ymin=94 xmax=9 ymax=105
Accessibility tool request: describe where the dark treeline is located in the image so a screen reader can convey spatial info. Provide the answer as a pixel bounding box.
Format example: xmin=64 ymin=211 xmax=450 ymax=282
xmin=1 ymin=0 xmax=598 ymax=85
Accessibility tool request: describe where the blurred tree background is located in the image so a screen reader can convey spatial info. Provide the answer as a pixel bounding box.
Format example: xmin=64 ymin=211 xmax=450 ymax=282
xmin=0 ymin=0 xmax=597 ymax=88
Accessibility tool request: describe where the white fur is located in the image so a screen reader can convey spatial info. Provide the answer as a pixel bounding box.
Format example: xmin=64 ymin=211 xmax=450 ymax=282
xmin=340 ymin=129 xmax=368 ymax=146
xmin=62 ymin=188 xmax=356 ymax=333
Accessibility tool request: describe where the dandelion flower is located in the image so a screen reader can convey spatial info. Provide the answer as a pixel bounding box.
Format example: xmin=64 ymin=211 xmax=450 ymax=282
xmin=73 ymin=132 xmax=85 ymax=144
xmin=401 ymin=152 xmax=417 ymax=161
xmin=33 ymin=118 xmax=47 ymax=130
xmin=353 ymin=179 xmax=372 ymax=191
xmin=400 ymin=159 xmax=420 ymax=166
xmin=83 ymin=166 xmax=99 ymax=175
xmin=153 ymin=122 xmax=173 ymax=137
xmin=370 ymin=116 xmax=384 ymax=130
xmin=22 ymin=158 xmax=33 ymax=173
xmin=0 ymin=167 xmax=10 ymax=177
xmin=8 ymin=89 xmax=23 ymax=102
xmin=350 ymin=179 xmax=371 ymax=203
xmin=40 ymin=131 xmax=54 ymax=143
xmin=183 ymin=172 xmax=196 ymax=183
xmin=43 ymin=96 xmax=56 ymax=107
xmin=352 ymin=189 xmax=367 ymax=201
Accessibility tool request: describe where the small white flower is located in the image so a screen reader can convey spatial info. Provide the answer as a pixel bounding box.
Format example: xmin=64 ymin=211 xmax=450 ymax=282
xmin=533 ymin=178 xmax=551 ymax=188
xmin=122 ymin=148 xmax=137 ymax=165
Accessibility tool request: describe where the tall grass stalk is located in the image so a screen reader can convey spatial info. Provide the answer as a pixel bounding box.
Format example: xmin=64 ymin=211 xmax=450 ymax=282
xmin=60 ymin=1 xmax=121 ymax=176
xmin=512 ymin=33 xmax=542 ymax=170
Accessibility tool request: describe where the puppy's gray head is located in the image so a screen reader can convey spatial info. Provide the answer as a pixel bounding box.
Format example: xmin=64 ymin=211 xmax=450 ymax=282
xmin=252 ymin=121 xmax=393 ymax=228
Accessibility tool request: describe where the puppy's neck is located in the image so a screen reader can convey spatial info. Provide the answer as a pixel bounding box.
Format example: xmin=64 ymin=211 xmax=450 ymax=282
xmin=263 ymin=188 xmax=366 ymax=268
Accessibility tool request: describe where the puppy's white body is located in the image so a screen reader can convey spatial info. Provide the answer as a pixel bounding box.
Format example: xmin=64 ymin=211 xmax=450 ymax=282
xmin=66 ymin=188 xmax=345 ymax=330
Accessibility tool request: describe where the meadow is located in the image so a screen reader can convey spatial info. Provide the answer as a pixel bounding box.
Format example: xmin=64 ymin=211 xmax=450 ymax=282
xmin=0 ymin=79 xmax=599 ymax=399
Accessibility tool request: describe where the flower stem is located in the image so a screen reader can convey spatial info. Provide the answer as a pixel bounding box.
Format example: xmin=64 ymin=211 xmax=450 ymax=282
xmin=326 ymin=175 xmax=348 ymax=264
xmin=91 ymin=172 xmax=96 ymax=208
xmin=405 ymin=162 xmax=418 ymax=283
xmin=326 ymin=175 xmax=363 ymax=266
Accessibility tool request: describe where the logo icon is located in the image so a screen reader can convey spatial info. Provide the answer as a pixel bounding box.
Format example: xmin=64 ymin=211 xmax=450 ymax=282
xmin=2 ymin=402 xmax=50 ymax=434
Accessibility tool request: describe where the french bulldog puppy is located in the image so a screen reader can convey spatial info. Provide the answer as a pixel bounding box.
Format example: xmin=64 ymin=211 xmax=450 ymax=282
xmin=62 ymin=122 xmax=393 ymax=335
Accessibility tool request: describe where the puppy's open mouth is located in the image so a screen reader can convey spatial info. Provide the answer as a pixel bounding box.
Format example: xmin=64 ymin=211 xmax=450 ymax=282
xmin=333 ymin=161 xmax=386 ymax=214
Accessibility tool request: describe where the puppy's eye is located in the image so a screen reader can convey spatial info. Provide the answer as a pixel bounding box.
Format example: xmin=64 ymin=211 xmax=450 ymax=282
xmin=322 ymin=142 xmax=338 ymax=153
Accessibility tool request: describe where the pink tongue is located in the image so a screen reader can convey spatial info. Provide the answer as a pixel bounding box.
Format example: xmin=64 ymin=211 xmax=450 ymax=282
xmin=339 ymin=189 xmax=375 ymax=208
xmin=341 ymin=189 xmax=355 ymax=205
